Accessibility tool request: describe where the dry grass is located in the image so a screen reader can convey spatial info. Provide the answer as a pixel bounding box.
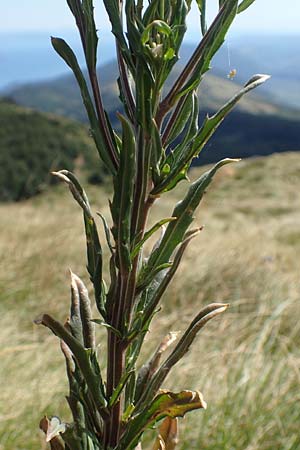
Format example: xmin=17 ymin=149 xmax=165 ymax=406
xmin=1 ymin=152 xmax=300 ymax=449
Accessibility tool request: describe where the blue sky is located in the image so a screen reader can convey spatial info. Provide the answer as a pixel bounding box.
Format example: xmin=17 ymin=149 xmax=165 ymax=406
xmin=0 ymin=0 xmax=300 ymax=35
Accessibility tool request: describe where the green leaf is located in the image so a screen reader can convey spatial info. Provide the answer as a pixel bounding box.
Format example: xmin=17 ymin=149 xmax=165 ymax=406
xmin=136 ymin=304 xmax=228 ymax=411
xmin=196 ymin=0 xmax=207 ymax=35
xmin=186 ymin=74 xmax=271 ymax=162
xmin=176 ymin=0 xmax=238 ymax=100
xmin=135 ymin=59 xmax=155 ymax=131
xmin=164 ymin=48 xmax=175 ymax=61
xmin=137 ymin=228 xmax=201 ymax=333
xmin=108 ymin=370 xmax=134 ymax=407
xmin=142 ymin=0 xmax=164 ymax=26
xmin=237 ymin=0 xmax=256 ymax=13
xmin=141 ymin=20 xmax=172 ymax=45
xmin=131 ymin=217 xmax=177 ymax=259
xmin=34 ymin=314 xmax=108 ymax=419
xmin=150 ymin=389 xmax=207 ymax=418
xmin=159 ymin=0 xmax=238 ymax=116
xmin=137 ymin=263 xmax=173 ymax=293
xmin=71 ymin=272 xmax=95 ymax=350
xmin=157 ymin=74 xmax=270 ymax=191
xmin=148 ymin=159 xmax=238 ymax=268
xmin=111 ymin=113 xmax=136 ymax=272
xmin=91 ymin=319 xmax=122 ymax=338
xmin=97 ymin=212 xmax=114 ymax=254
xmin=151 ymin=118 xmax=164 ymax=182
xmin=51 ymin=37 xmax=116 ymax=174
xmin=163 ymin=91 xmax=195 ymax=146
xmin=135 ymin=332 xmax=178 ymax=402
xmin=102 ymin=0 xmax=133 ymax=71
xmin=82 ymin=0 xmax=98 ymax=70
xmin=51 ymin=170 xmax=104 ymax=318
xmin=69 ymin=270 xmax=84 ymax=344
xmin=161 ymin=92 xmax=199 ymax=190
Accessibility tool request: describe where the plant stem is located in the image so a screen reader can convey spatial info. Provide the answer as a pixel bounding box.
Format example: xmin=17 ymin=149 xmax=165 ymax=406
xmin=88 ymin=67 xmax=119 ymax=170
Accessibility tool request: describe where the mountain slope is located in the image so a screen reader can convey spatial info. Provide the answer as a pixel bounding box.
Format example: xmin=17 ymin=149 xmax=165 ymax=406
xmin=209 ymin=34 xmax=300 ymax=109
xmin=0 ymin=99 xmax=105 ymax=201
xmin=7 ymin=58 xmax=300 ymax=164
xmin=8 ymin=58 xmax=284 ymax=121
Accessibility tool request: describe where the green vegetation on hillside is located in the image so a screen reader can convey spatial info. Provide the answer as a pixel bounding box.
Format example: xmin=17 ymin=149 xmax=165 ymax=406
xmin=1 ymin=152 xmax=300 ymax=449
xmin=0 ymin=100 xmax=106 ymax=201
xmin=8 ymin=61 xmax=300 ymax=165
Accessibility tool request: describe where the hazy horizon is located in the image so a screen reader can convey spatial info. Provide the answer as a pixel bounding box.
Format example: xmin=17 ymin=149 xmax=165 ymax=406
xmin=1 ymin=1 xmax=299 ymax=97
xmin=1 ymin=0 xmax=300 ymax=34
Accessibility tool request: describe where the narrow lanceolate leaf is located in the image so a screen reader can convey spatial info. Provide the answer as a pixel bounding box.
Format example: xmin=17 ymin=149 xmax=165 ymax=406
xmin=71 ymin=272 xmax=95 ymax=350
xmin=158 ymin=0 xmax=238 ymax=118
xmin=151 ymin=119 xmax=164 ymax=183
xmin=162 ymin=91 xmax=195 ymax=149
xmin=118 ymin=390 xmax=206 ymax=450
xmin=69 ymin=270 xmax=84 ymax=344
xmin=102 ymin=0 xmax=133 ymax=72
xmin=135 ymin=332 xmax=178 ymax=402
xmin=175 ymin=0 xmax=238 ymax=99
xmin=51 ymin=37 xmax=117 ymax=174
xmin=159 ymin=93 xmax=199 ymax=193
xmin=183 ymin=74 xmax=271 ymax=165
xmin=97 ymin=212 xmax=114 ymax=254
xmin=34 ymin=314 xmax=108 ymax=418
xmin=135 ymin=229 xmax=201 ymax=343
xmin=131 ymin=217 xmax=177 ymax=259
xmin=82 ymin=0 xmax=98 ymax=70
xmin=196 ymin=0 xmax=207 ymax=35
xmin=137 ymin=304 xmax=228 ymax=408
xmin=152 ymin=417 xmax=178 ymax=450
xmin=237 ymin=0 xmax=256 ymax=13
xmin=111 ymin=113 xmax=136 ymax=272
xmin=148 ymin=159 xmax=238 ymax=270
xmin=52 ymin=170 xmax=104 ymax=317
xmin=108 ymin=369 xmax=134 ymax=407
xmin=156 ymin=74 xmax=270 ymax=193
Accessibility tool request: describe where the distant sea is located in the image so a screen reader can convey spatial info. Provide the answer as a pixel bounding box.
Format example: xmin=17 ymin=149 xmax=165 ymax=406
xmin=0 ymin=31 xmax=116 ymax=91
xmin=1 ymin=31 xmax=300 ymax=110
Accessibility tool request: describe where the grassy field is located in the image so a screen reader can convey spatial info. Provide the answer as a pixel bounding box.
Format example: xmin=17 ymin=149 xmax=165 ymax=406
xmin=1 ymin=152 xmax=300 ymax=449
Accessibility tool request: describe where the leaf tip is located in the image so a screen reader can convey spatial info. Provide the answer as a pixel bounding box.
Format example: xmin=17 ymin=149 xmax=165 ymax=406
xmin=244 ymin=73 xmax=271 ymax=88
xmin=34 ymin=314 xmax=44 ymax=326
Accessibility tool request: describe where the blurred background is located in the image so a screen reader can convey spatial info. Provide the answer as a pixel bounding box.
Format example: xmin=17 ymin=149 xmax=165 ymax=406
xmin=0 ymin=0 xmax=300 ymax=201
xmin=1 ymin=1 xmax=300 ymax=449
